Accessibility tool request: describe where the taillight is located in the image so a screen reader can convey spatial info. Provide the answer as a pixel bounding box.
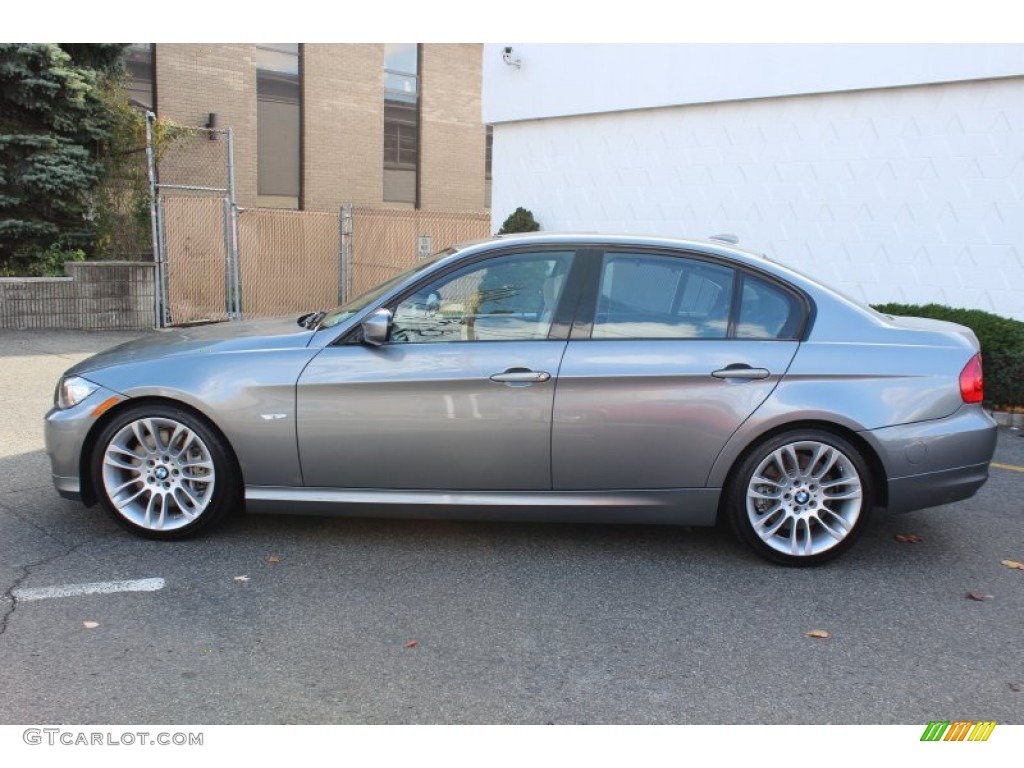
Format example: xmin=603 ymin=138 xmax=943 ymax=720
xmin=959 ymin=353 xmax=984 ymax=404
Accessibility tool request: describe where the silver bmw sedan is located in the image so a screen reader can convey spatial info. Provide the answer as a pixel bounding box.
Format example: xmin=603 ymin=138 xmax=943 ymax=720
xmin=45 ymin=234 xmax=997 ymax=565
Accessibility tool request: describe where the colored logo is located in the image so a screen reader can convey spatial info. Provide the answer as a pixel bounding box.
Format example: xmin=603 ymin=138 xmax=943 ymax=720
xmin=920 ymin=721 xmax=996 ymax=742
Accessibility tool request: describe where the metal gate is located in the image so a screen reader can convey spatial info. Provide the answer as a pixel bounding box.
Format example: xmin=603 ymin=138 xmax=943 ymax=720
xmin=146 ymin=110 xmax=489 ymax=325
xmin=146 ymin=112 xmax=240 ymax=327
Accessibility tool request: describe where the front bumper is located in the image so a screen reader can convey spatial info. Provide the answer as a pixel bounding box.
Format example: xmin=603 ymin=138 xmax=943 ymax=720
xmin=44 ymin=386 xmax=126 ymax=505
xmin=864 ymin=405 xmax=998 ymax=514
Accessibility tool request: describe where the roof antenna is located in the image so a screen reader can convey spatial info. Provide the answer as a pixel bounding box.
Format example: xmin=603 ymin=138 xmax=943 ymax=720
xmin=709 ymin=233 xmax=739 ymax=245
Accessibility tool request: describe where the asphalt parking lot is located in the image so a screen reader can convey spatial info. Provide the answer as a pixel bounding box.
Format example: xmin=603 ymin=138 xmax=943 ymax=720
xmin=0 ymin=329 xmax=1021 ymax=724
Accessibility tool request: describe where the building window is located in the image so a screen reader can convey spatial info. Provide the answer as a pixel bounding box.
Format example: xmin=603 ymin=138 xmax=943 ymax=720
xmin=257 ymin=43 xmax=301 ymax=203
xmin=125 ymin=43 xmax=154 ymax=111
xmin=485 ymin=125 xmax=493 ymax=208
xmin=384 ymin=44 xmax=419 ymax=205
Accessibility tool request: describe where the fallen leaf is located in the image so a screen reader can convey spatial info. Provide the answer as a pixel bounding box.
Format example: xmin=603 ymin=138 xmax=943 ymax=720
xmin=806 ymin=630 xmax=830 ymax=639
xmin=405 ymin=640 xmax=419 ymax=648
xmin=233 ymin=575 xmax=250 ymax=583
xmin=895 ymin=534 xmax=922 ymax=544
xmin=1001 ymin=560 xmax=1024 ymax=570
xmin=966 ymin=591 xmax=990 ymax=602
xmin=267 ymin=555 xmax=280 ymax=565
xmin=82 ymin=621 xmax=99 ymax=629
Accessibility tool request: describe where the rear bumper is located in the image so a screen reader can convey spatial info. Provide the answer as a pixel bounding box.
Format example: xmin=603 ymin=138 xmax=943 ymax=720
xmin=886 ymin=461 xmax=991 ymax=513
xmin=863 ymin=406 xmax=998 ymax=514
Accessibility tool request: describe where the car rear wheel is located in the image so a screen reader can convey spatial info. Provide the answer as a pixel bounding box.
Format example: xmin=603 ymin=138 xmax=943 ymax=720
xmin=91 ymin=404 xmax=239 ymax=539
xmin=726 ymin=430 xmax=873 ymax=566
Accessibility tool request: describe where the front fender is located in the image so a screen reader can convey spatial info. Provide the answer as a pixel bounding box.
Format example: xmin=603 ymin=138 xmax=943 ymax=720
xmin=84 ymin=349 xmax=319 ymax=487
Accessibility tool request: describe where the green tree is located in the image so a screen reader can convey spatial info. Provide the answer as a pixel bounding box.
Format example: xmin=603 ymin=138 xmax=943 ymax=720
xmin=497 ymin=206 xmax=541 ymax=235
xmin=0 ymin=43 xmax=128 ymax=272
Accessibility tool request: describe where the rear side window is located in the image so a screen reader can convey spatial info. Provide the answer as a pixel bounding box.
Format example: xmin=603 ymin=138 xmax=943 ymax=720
xmin=593 ymin=253 xmax=735 ymax=339
xmin=736 ymin=274 xmax=803 ymax=339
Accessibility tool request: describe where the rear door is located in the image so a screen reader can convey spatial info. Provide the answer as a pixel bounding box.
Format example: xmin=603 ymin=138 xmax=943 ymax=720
xmin=552 ymin=248 xmax=805 ymax=490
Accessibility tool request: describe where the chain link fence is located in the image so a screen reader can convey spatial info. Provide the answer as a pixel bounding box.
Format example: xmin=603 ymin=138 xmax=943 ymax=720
xmin=148 ymin=113 xmax=490 ymax=323
xmin=152 ymin=124 xmax=231 ymax=193
xmin=156 ymin=201 xmax=489 ymax=323
xmin=237 ymin=208 xmax=340 ymax=316
xmin=160 ymin=197 xmax=232 ymax=324
xmin=147 ymin=114 xmax=239 ymax=326
xmin=343 ymin=208 xmax=491 ymax=300
xmin=233 ymin=208 xmax=489 ymax=317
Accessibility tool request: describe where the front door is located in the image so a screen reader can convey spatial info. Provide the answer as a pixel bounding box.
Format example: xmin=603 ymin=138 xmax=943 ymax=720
xmin=297 ymin=249 xmax=577 ymax=490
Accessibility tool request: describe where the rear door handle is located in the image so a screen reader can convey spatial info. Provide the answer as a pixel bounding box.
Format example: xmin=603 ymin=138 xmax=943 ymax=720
xmin=490 ymin=368 xmax=551 ymax=384
xmin=711 ymin=365 xmax=771 ymax=380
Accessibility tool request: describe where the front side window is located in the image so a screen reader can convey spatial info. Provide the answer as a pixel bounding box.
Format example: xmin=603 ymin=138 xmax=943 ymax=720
xmin=593 ymin=253 xmax=735 ymax=339
xmin=391 ymin=251 xmax=574 ymax=343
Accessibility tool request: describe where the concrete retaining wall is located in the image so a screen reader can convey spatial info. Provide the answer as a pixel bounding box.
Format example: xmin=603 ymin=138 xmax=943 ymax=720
xmin=0 ymin=262 xmax=155 ymax=330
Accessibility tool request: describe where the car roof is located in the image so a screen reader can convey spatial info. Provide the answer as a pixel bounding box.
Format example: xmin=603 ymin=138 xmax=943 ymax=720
xmin=451 ymin=232 xmax=773 ymax=271
xmin=446 ymin=232 xmax=881 ymax=327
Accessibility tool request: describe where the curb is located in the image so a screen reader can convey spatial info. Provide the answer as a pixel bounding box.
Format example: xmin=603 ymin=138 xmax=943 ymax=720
xmin=991 ymin=410 xmax=1024 ymax=429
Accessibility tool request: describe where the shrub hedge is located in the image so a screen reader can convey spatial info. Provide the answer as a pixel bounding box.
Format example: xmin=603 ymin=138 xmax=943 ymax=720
xmin=872 ymin=303 xmax=1024 ymax=409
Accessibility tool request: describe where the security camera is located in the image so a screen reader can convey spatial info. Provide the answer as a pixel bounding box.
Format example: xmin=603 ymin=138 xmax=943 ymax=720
xmin=502 ymin=46 xmax=521 ymax=70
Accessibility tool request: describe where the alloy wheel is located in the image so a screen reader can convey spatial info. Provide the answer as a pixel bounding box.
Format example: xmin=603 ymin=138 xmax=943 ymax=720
xmin=745 ymin=440 xmax=864 ymax=558
xmin=101 ymin=417 xmax=216 ymax=531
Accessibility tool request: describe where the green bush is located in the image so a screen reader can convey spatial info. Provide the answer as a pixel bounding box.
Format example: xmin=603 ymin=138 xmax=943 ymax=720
xmin=872 ymin=303 xmax=1024 ymax=409
xmin=0 ymin=242 xmax=87 ymax=277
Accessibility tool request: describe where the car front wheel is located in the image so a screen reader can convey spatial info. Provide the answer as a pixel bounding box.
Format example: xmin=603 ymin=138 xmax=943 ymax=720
xmin=91 ymin=404 xmax=239 ymax=539
xmin=726 ymin=430 xmax=874 ymax=566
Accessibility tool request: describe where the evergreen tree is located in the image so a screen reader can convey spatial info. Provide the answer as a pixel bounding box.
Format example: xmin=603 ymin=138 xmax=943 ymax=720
xmin=497 ymin=206 xmax=540 ymax=235
xmin=0 ymin=43 xmax=128 ymax=272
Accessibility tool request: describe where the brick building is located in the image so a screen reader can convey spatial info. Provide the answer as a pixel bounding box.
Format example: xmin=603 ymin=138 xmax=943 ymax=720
xmin=128 ymin=43 xmax=489 ymax=212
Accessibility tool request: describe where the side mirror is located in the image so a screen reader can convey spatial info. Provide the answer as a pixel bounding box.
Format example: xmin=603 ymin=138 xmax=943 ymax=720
xmin=361 ymin=308 xmax=392 ymax=346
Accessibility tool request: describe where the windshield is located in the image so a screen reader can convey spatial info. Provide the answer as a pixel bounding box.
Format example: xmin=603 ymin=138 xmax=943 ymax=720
xmin=317 ymin=250 xmax=454 ymax=330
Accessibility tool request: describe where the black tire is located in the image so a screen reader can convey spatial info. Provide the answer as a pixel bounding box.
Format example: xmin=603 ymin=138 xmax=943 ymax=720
xmin=90 ymin=403 xmax=240 ymax=540
xmin=724 ymin=429 xmax=874 ymax=566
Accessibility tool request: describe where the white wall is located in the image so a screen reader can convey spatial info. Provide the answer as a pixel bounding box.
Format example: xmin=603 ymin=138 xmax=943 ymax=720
xmin=483 ymin=44 xmax=1024 ymax=124
xmin=491 ymin=77 xmax=1024 ymax=319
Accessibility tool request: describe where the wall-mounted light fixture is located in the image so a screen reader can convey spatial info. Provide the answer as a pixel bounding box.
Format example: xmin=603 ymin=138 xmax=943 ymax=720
xmin=502 ymin=46 xmax=521 ymax=70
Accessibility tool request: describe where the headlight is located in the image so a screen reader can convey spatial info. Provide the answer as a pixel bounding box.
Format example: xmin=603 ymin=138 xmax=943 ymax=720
xmin=55 ymin=376 xmax=100 ymax=410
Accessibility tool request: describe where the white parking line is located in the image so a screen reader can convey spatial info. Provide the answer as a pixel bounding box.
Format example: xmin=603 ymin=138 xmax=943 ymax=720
xmin=11 ymin=578 xmax=166 ymax=602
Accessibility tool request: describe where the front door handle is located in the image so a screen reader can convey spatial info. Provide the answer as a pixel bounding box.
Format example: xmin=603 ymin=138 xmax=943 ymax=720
xmin=490 ymin=368 xmax=551 ymax=384
xmin=711 ymin=365 xmax=771 ymax=381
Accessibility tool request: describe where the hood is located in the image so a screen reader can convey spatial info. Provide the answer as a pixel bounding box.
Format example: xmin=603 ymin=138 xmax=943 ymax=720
xmin=66 ymin=316 xmax=316 ymax=376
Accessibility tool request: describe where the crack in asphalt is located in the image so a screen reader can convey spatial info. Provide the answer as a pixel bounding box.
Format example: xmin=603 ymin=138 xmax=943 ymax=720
xmin=0 ymin=498 xmax=79 ymax=549
xmin=0 ymin=483 xmax=53 ymax=496
xmin=0 ymin=539 xmax=100 ymax=639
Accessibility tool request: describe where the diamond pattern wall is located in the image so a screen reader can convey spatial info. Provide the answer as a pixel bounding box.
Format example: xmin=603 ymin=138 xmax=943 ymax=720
xmin=492 ymin=78 xmax=1024 ymax=320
